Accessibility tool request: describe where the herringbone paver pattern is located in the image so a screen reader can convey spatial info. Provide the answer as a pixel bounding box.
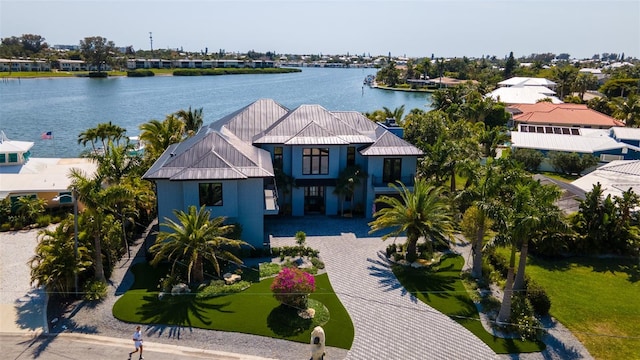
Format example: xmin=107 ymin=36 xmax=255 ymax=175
xmin=271 ymin=229 xmax=497 ymax=360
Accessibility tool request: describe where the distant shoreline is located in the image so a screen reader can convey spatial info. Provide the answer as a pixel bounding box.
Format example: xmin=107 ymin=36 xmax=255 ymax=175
xmin=371 ymin=83 xmax=435 ymax=93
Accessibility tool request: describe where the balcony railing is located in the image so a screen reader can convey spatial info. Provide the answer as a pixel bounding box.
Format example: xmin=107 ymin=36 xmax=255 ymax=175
xmin=371 ymin=175 xmax=415 ymax=188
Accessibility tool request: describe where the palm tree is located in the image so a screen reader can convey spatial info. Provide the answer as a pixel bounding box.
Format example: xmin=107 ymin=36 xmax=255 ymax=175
xmin=175 ymin=106 xmax=204 ymax=137
xmin=69 ymin=169 xmax=133 ymax=282
xmin=150 ymin=205 xmax=249 ymax=283
xmin=139 ymin=115 xmax=184 ymax=161
xmin=613 ymin=94 xmax=640 ymax=127
xmin=78 ymin=127 xmax=100 ymax=153
xmin=512 ymin=181 xmax=565 ymax=291
xmin=382 ymin=105 xmax=405 ymax=125
xmin=369 ymin=178 xmax=455 ymax=262
xmin=456 ymin=162 xmax=503 ymax=280
xmin=334 ymin=165 xmax=367 ymax=216
xmin=29 ymin=216 xmax=91 ymax=295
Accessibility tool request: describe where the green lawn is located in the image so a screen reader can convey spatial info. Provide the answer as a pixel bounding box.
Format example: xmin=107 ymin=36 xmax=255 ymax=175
xmin=393 ymin=254 xmax=544 ymax=354
xmin=112 ymin=263 xmax=354 ymax=349
xmin=525 ymin=256 xmax=640 ymax=360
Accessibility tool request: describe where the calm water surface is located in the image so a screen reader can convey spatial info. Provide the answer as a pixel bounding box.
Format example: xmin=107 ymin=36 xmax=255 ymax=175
xmin=0 ymin=67 xmax=431 ymax=157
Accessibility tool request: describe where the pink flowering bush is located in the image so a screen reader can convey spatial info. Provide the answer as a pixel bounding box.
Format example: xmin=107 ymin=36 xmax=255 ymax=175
xmin=270 ymin=267 xmax=316 ymax=309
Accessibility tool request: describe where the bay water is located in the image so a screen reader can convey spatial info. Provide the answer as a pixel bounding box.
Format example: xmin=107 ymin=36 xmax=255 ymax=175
xmin=0 ymin=67 xmax=431 ymax=157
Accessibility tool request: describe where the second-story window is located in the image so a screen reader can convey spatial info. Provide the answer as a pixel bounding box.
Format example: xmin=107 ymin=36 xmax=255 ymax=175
xmin=302 ymin=148 xmax=329 ymax=175
xmin=199 ymin=183 xmax=223 ymax=206
xmin=383 ymin=158 xmax=402 ymax=183
xmin=274 ymin=147 xmax=283 ymax=170
xmin=347 ymin=146 xmax=355 ymax=166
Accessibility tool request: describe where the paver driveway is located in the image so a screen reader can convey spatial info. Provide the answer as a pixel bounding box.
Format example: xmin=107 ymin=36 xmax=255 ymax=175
xmin=268 ymin=217 xmax=496 ymax=360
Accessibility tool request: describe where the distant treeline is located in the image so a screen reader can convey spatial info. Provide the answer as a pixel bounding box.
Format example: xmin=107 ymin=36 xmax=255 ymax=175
xmin=172 ymin=68 xmax=301 ymax=76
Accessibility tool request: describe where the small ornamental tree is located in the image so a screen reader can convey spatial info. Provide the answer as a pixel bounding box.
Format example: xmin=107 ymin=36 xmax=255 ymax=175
xmin=270 ymin=267 xmax=316 ymax=309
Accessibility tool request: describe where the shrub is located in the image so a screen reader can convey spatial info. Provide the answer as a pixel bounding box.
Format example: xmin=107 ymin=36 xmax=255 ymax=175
xmin=271 ymin=246 xmax=319 ymax=258
xmin=158 ymin=273 xmax=183 ymax=293
xmin=526 ymin=280 xmax=551 ymax=316
xmin=36 ymin=214 xmax=52 ymax=227
xmin=511 ymin=148 xmax=544 ymax=173
xmin=259 ymin=262 xmax=282 ymax=278
xmin=310 ymin=257 xmax=325 ymax=270
xmin=83 ymin=280 xmax=108 ymax=301
xmin=507 ymin=295 xmax=544 ymax=341
xmin=196 ymin=280 xmax=250 ymax=299
xmin=127 ymin=70 xmax=154 ymax=77
xmin=270 ymin=267 xmax=315 ymax=309
xmin=295 ymin=231 xmax=306 ymax=246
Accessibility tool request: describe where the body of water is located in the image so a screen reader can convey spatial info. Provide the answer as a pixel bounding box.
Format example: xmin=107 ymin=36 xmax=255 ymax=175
xmin=0 ymin=67 xmax=431 ymax=157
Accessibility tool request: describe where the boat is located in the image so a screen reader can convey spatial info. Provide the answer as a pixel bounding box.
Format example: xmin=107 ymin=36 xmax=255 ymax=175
xmin=363 ymin=74 xmax=375 ymax=86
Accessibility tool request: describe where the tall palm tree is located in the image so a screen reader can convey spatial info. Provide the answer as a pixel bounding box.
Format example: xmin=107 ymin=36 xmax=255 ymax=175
xmin=175 ymin=106 xmax=204 ymax=137
xmin=78 ymin=127 xmax=100 ymax=153
xmin=29 ymin=216 xmax=91 ymax=295
xmin=150 ymin=205 xmax=249 ymax=283
xmin=69 ymin=169 xmax=133 ymax=282
xmin=369 ymin=178 xmax=454 ymax=262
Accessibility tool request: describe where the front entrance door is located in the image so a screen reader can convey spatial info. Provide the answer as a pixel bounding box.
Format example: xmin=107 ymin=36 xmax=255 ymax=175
xmin=304 ymin=186 xmax=325 ymax=214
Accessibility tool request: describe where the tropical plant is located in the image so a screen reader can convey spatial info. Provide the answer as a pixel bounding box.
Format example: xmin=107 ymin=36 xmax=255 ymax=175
xmin=549 ymin=151 xmax=598 ymax=175
xmin=333 ymin=165 xmax=367 ymax=216
xmin=139 ymin=115 xmax=185 ymax=161
xmin=369 ymin=178 xmax=455 ymax=262
xmin=382 ymin=105 xmax=405 ymax=125
xmin=511 ymin=148 xmax=544 ymax=172
xmin=175 ymin=106 xmax=204 ymax=137
xmin=15 ymin=195 xmax=46 ymax=226
xmin=29 ymin=216 xmax=91 ymax=296
xmin=612 ymin=94 xmax=640 ymax=127
xmin=270 ymin=267 xmax=316 ymax=309
xmin=150 ymin=205 xmax=249 ymax=283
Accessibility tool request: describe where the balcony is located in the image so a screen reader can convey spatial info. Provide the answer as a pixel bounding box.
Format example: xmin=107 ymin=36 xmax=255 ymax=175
xmin=371 ymin=175 xmax=415 ymax=194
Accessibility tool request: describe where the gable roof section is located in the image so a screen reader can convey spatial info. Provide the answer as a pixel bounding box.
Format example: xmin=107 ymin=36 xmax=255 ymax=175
xmin=610 ymin=127 xmax=640 ymax=141
xmin=142 ymin=130 xmax=273 ymax=181
xmin=360 ymin=129 xmax=423 ymax=156
xmin=509 ymin=103 xmax=624 ymax=127
xmin=211 ymin=98 xmax=289 ymax=142
xmin=253 ymin=104 xmax=373 ymax=145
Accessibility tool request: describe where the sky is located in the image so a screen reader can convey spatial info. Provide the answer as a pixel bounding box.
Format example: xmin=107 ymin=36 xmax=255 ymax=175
xmin=1 ymin=0 xmax=639 ymax=60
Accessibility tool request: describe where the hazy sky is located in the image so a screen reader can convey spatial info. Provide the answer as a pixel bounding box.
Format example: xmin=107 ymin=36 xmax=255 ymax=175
xmin=1 ymin=0 xmax=639 ymax=59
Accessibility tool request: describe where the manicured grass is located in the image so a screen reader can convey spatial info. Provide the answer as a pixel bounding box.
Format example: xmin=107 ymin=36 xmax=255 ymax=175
xmin=538 ymin=171 xmax=580 ymax=183
xmin=393 ymin=254 xmax=544 ymax=354
xmin=112 ymin=262 xmax=354 ymax=349
xmin=525 ymin=256 xmax=640 ymax=360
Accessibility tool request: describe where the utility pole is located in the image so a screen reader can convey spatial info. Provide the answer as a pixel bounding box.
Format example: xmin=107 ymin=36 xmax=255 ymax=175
xmin=149 ymin=32 xmax=153 ymax=55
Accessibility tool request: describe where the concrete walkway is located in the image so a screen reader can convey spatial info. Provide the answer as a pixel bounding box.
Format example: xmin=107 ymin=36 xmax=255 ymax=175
xmin=0 ymin=228 xmax=48 ymax=335
xmin=269 ymin=219 xmax=497 ymax=359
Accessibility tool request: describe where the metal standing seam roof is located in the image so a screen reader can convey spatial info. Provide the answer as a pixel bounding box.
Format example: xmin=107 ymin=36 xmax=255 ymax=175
xmin=510 ymin=131 xmax=640 ymax=153
xmin=252 ymin=104 xmax=373 ymax=145
xmin=211 ymin=98 xmax=290 ymax=142
xmin=142 ymin=131 xmax=273 ymax=181
xmin=572 ymin=160 xmax=640 ymax=199
xmin=360 ymin=129 xmax=424 ymax=156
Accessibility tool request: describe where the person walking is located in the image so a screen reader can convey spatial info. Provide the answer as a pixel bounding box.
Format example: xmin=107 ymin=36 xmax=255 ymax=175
xmin=128 ymin=325 xmax=144 ymax=360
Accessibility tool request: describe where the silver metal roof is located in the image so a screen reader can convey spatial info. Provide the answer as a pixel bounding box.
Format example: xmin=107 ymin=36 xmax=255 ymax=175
xmin=210 ymin=98 xmax=289 ymax=142
xmin=511 ymin=131 xmax=640 ymax=153
xmin=143 ymin=131 xmax=273 ymax=181
xmin=360 ymin=130 xmax=424 ymax=156
xmin=253 ymin=104 xmax=373 ymax=144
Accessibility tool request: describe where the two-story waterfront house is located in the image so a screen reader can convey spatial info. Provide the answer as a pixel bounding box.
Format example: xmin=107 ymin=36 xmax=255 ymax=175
xmin=143 ymin=99 xmax=422 ymax=247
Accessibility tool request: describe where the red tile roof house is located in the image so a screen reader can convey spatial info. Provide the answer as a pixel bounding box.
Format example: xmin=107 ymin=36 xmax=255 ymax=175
xmin=509 ymin=102 xmax=624 ymax=134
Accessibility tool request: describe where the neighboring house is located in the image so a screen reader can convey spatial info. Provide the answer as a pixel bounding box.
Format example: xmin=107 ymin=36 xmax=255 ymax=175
xmin=572 ymin=160 xmax=640 ymax=199
xmin=0 ymin=131 xmax=97 ymax=206
xmin=609 ymin=127 xmax=640 ymax=147
xmin=486 ymin=86 xmax=562 ymax=105
xmin=497 ymin=77 xmax=557 ymax=89
xmin=509 ymin=102 xmax=624 ymax=131
xmin=143 ymin=99 xmax=423 ymax=247
xmin=510 ymin=127 xmax=640 ymax=172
